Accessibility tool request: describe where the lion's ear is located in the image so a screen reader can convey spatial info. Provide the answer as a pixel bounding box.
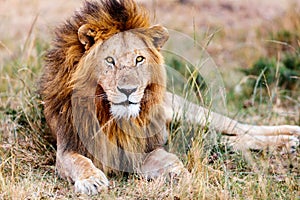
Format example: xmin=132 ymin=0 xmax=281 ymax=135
xmin=146 ymin=25 xmax=169 ymax=50
xmin=78 ymin=24 xmax=101 ymax=50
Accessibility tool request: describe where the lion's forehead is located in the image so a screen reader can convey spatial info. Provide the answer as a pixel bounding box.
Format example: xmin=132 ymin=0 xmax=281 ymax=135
xmin=101 ymin=32 xmax=149 ymax=58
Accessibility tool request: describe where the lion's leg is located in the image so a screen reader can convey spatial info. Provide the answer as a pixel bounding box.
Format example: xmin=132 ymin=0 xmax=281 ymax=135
xmin=56 ymin=150 xmax=109 ymax=195
xmin=211 ymin=121 xmax=300 ymax=152
xmin=223 ymin=133 xmax=299 ymax=153
xmin=165 ymin=92 xmax=300 ymax=151
xmin=140 ymin=148 xmax=188 ymax=181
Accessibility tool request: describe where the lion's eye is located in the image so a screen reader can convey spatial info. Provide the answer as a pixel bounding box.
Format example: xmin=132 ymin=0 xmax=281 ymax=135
xmin=105 ymin=56 xmax=115 ymax=65
xmin=135 ymin=56 xmax=145 ymax=65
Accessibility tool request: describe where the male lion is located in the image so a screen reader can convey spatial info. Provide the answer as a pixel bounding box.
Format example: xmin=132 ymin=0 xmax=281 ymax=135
xmin=39 ymin=0 xmax=300 ymax=195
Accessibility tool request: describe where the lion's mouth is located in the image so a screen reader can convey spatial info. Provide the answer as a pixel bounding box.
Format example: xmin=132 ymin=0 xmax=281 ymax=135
xmin=110 ymin=100 xmax=141 ymax=119
xmin=113 ymin=100 xmax=139 ymax=107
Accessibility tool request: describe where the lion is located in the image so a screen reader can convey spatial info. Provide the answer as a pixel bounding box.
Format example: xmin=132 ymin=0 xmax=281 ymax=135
xmin=39 ymin=0 xmax=300 ymax=195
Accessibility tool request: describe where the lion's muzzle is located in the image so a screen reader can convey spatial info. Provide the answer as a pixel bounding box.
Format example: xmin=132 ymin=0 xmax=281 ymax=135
xmin=109 ymin=85 xmax=144 ymax=119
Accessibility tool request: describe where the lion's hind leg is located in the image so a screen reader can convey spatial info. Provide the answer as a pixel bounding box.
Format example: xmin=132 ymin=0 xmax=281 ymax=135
xmin=224 ymin=124 xmax=300 ymax=153
xmin=165 ymin=92 xmax=300 ymax=152
xmin=56 ymin=151 xmax=109 ymax=195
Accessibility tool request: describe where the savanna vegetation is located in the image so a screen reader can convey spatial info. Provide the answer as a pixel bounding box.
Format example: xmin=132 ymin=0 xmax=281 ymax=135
xmin=0 ymin=0 xmax=299 ymax=199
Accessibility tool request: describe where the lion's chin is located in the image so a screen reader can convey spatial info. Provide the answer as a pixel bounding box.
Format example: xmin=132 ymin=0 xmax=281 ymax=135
xmin=110 ymin=104 xmax=140 ymax=119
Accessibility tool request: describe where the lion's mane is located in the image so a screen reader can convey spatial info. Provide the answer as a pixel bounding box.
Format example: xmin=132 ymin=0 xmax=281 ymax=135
xmin=39 ymin=0 xmax=167 ymax=173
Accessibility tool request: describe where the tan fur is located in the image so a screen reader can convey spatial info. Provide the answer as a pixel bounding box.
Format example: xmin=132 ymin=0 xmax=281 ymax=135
xmin=39 ymin=0 xmax=300 ymax=195
xmin=39 ymin=0 xmax=184 ymax=195
xmin=164 ymin=93 xmax=300 ymax=152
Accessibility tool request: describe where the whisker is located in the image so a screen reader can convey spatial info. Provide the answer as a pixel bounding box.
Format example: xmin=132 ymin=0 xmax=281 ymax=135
xmin=95 ymin=94 xmax=107 ymax=98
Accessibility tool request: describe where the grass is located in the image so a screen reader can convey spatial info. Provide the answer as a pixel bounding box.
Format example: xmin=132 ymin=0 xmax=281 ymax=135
xmin=1 ymin=1 xmax=300 ymax=200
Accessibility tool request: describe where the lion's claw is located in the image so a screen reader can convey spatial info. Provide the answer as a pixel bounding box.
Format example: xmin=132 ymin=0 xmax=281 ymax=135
xmin=74 ymin=170 xmax=109 ymax=195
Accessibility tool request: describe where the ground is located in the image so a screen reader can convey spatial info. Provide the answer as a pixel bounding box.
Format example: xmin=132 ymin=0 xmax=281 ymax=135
xmin=0 ymin=0 xmax=299 ymax=199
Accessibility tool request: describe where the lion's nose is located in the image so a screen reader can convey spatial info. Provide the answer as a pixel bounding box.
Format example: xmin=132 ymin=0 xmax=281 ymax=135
xmin=117 ymin=86 xmax=137 ymax=97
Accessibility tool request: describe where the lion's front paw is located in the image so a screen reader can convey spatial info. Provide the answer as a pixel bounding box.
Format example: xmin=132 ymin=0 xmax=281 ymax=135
xmin=140 ymin=148 xmax=189 ymax=181
xmin=74 ymin=169 xmax=109 ymax=195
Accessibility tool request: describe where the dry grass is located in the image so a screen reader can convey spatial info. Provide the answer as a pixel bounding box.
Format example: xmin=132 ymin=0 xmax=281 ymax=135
xmin=0 ymin=0 xmax=299 ymax=199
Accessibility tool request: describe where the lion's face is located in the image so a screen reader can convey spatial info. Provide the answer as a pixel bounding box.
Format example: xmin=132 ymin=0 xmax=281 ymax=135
xmin=97 ymin=32 xmax=152 ymax=119
xmin=82 ymin=26 xmax=169 ymax=119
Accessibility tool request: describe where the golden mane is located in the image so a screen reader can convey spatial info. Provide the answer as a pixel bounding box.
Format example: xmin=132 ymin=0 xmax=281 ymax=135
xmin=39 ymin=0 xmax=166 ymax=173
xmin=40 ymin=0 xmax=150 ymax=118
